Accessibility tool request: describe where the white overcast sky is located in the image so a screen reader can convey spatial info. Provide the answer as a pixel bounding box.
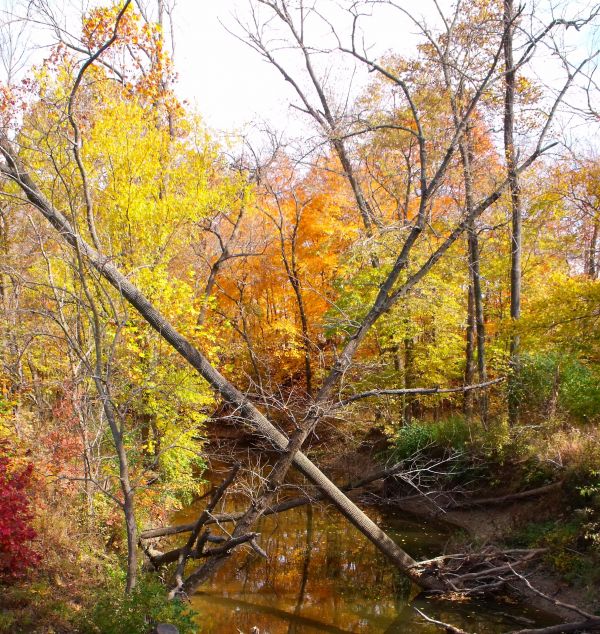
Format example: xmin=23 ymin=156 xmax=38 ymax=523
xmin=171 ymin=0 xmax=428 ymax=133
xmin=0 ymin=0 xmax=597 ymax=141
xmin=0 ymin=0 xmax=449 ymax=134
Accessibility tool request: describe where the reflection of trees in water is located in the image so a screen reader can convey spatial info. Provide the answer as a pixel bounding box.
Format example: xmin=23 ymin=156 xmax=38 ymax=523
xmin=187 ymin=501 xmax=412 ymax=632
xmin=195 ymin=594 xmax=355 ymax=634
xmin=288 ymin=504 xmax=313 ymax=634
xmin=183 ymin=480 xmax=552 ymax=634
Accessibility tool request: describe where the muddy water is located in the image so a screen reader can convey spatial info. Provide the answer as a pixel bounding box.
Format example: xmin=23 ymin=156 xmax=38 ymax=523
xmin=170 ymin=471 xmax=556 ymax=633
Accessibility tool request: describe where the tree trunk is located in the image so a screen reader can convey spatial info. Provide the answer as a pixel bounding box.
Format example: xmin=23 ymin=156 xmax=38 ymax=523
xmin=464 ymin=282 xmax=476 ymax=419
xmin=504 ymin=0 xmax=523 ymax=426
xmin=585 ymin=216 xmax=599 ymax=279
xmin=459 ymin=129 xmax=488 ymax=425
xmin=468 ymin=225 xmax=488 ymax=425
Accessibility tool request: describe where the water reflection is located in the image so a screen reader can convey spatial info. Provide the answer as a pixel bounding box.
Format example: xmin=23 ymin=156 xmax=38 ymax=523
xmin=171 ymin=479 xmax=556 ymax=633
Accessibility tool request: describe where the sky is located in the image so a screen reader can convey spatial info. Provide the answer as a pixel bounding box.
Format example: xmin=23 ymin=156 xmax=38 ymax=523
xmin=0 ymin=0 xmax=598 ymax=145
xmin=171 ymin=0 xmax=428 ymax=134
xmin=0 ymin=0 xmax=437 ymax=135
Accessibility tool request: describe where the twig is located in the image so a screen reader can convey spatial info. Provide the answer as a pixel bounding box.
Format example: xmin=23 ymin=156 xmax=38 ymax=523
xmin=507 ymin=565 xmax=596 ymax=620
xmin=414 ymin=608 xmax=470 ymax=634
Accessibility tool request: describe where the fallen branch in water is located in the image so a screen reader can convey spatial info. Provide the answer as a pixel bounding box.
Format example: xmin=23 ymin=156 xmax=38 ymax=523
xmin=147 ymin=531 xmax=261 ymax=569
xmin=408 ymin=546 xmax=547 ymax=597
xmin=140 ymin=459 xmax=411 ymax=540
xmin=507 ymin=564 xmax=600 ymax=627
xmin=416 ymin=608 xmax=600 ymax=634
xmin=414 ymin=608 xmax=469 ymax=633
xmin=414 ymin=564 xmax=600 ymax=634
xmin=171 ymin=464 xmax=240 ymax=594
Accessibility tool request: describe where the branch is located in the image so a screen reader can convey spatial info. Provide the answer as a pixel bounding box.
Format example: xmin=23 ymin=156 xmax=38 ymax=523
xmin=448 ymin=481 xmax=562 ymax=510
xmin=171 ymin=464 xmax=240 ymax=592
xmin=508 ymin=565 xmax=596 ymax=621
xmin=414 ymin=608 xmax=469 ymax=634
xmin=140 ymin=459 xmax=410 ymax=539
xmin=335 ymin=378 xmax=504 ymax=409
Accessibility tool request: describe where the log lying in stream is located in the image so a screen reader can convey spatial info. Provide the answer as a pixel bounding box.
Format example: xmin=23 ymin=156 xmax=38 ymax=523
xmin=446 ymin=481 xmax=563 ymax=510
xmin=140 ymin=459 xmax=409 ymax=540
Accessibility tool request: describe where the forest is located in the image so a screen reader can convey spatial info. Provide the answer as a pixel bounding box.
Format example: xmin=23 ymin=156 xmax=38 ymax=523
xmin=0 ymin=0 xmax=599 ymax=632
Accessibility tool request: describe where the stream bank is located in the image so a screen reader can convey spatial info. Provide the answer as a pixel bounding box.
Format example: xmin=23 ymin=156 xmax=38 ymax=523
xmin=386 ymin=481 xmax=600 ymax=623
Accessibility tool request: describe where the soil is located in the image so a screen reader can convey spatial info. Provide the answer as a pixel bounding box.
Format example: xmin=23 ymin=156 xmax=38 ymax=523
xmin=386 ymin=486 xmax=600 ymax=622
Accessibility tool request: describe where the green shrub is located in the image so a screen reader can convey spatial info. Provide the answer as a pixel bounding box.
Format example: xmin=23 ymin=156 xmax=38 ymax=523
xmin=78 ymin=573 xmax=198 ymax=634
xmin=431 ymin=415 xmax=471 ymax=449
xmin=390 ymin=422 xmax=435 ymax=460
xmin=510 ymin=353 xmax=600 ymax=423
xmin=559 ymin=361 xmax=600 ymax=422
xmin=390 ymin=415 xmax=471 ymax=460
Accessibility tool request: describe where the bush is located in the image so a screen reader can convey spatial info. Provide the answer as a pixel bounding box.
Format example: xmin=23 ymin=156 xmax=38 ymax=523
xmin=510 ymin=353 xmax=600 ymax=423
xmin=390 ymin=415 xmax=471 ymax=460
xmin=0 ymin=444 xmax=39 ymax=580
xmin=78 ymin=573 xmax=198 ymax=634
xmin=390 ymin=421 xmax=435 ymax=460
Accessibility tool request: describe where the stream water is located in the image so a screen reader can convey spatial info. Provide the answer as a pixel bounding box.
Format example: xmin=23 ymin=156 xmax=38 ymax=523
xmin=170 ymin=466 xmax=558 ymax=634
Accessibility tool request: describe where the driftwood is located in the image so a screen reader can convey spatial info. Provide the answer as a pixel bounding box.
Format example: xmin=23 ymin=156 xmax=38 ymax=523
xmin=408 ymin=546 xmax=548 ymax=596
xmin=415 ymin=608 xmax=469 ymax=634
xmin=417 ymin=614 xmax=600 ymax=634
xmin=507 ymin=565 xmax=600 ymax=633
xmin=147 ymin=531 xmax=261 ymax=569
xmin=171 ymin=464 xmax=240 ymax=593
xmin=447 ymin=481 xmax=563 ymax=510
xmin=415 ymin=563 xmax=600 ymax=634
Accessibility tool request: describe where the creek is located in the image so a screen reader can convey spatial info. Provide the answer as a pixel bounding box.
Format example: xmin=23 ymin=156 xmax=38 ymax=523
xmin=169 ymin=463 xmax=558 ymax=633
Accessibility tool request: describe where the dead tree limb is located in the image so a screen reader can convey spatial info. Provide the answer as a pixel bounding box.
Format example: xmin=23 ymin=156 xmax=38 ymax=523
xmin=334 ymin=378 xmax=505 ymax=409
xmin=447 ymin=481 xmax=563 ymax=509
xmin=414 ymin=609 xmax=469 ymax=634
xmin=147 ymin=531 xmax=259 ymax=569
xmin=171 ymin=464 xmax=240 ymax=592
xmin=416 ymin=608 xmax=600 ymax=634
xmin=508 ymin=564 xmax=598 ymax=621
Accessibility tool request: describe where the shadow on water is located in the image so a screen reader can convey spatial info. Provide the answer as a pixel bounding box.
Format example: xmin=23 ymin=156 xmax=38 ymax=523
xmin=170 ymin=469 xmax=558 ymax=633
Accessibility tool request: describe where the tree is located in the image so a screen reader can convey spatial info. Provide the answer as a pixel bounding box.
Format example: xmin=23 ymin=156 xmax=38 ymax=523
xmin=1 ymin=0 xmax=598 ymax=599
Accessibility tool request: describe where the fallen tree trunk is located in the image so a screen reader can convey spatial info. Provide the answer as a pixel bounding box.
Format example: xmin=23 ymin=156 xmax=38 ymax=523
xmin=447 ymin=481 xmax=563 ymax=510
